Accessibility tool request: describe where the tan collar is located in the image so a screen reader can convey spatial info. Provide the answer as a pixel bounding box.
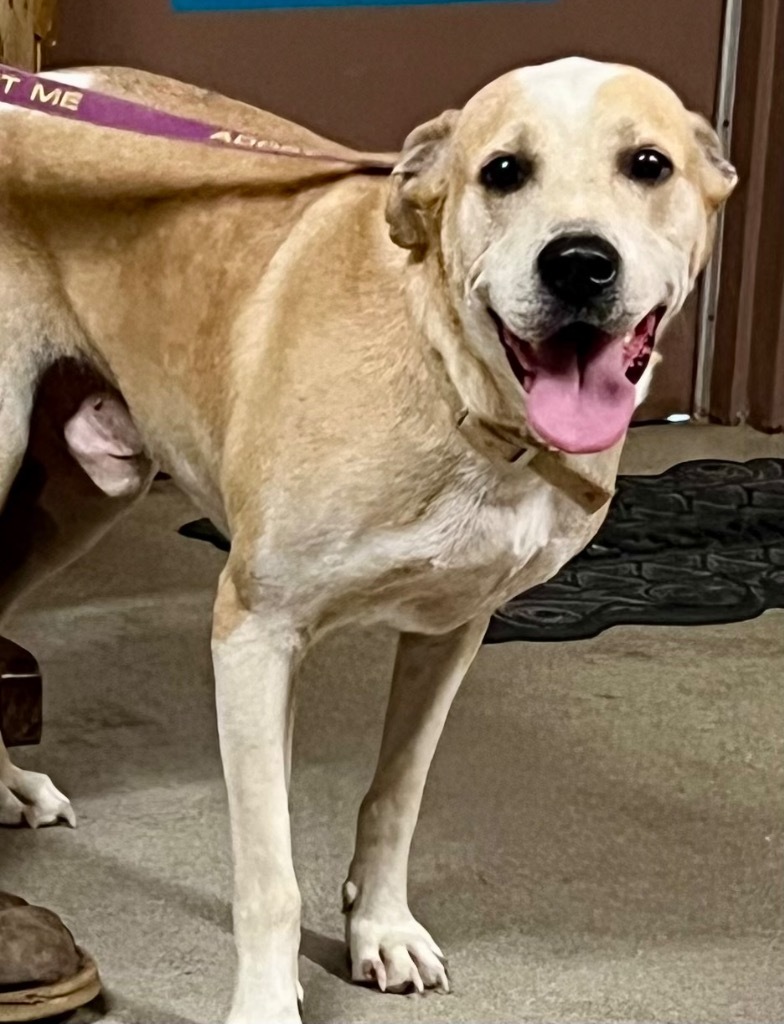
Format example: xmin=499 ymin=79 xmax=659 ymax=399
xmin=420 ymin=312 xmax=618 ymax=516
xmin=455 ymin=408 xmax=617 ymax=515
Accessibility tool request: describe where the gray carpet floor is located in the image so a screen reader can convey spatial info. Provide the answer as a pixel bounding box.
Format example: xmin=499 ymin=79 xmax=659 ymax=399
xmin=2 ymin=425 xmax=783 ymax=1023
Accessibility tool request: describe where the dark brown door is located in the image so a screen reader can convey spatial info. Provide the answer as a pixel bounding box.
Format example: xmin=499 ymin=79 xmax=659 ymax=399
xmin=48 ymin=0 xmax=728 ymax=418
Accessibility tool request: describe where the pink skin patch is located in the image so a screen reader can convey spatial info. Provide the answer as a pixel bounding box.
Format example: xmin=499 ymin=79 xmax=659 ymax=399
xmin=64 ymin=393 xmax=149 ymax=498
xmin=494 ymin=309 xmax=664 ymax=454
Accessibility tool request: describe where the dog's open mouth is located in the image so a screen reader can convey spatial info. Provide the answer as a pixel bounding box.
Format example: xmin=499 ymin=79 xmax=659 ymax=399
xmin=491 ymin=307 xmax=665 ymax=455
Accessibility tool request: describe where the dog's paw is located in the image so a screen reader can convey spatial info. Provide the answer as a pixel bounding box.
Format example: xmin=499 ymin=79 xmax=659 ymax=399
xmin=0 ymin=765 xmax=75 ymax=828
xmin=348 ymin=906 xmax=449 ymax=995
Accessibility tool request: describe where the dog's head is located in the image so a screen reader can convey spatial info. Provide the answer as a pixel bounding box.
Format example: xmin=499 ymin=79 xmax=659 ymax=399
xmin=386 ymin=57 xmax=737 ymax=454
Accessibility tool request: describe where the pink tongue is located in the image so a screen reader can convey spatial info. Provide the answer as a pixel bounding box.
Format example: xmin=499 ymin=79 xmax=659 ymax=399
xmin=526 ymin=333 xmax=635 ymax=454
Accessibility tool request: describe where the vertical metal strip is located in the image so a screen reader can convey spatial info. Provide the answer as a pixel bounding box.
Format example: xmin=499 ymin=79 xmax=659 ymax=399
xmin=694 ymin=0 xmax=743 ymax=418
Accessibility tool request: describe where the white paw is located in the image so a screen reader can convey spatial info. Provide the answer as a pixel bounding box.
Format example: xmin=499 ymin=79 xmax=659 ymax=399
xmin=348 ymin=907 xmax=449 ymax=995
xmin=0 ymin=765 xmax=76 ymax=828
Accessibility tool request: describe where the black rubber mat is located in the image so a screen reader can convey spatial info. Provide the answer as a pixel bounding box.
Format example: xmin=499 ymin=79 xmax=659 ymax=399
xmin=178 ymin=458 xmax=784 ymax=643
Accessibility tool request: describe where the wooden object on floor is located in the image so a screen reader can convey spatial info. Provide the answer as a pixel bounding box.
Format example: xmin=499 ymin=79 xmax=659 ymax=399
xmin=0 ymin=637 xmax=42 ymax=748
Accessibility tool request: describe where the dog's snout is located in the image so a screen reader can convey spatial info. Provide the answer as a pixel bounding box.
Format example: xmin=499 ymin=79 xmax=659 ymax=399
xmin=537 ymin=234 xmax=620 ymax=306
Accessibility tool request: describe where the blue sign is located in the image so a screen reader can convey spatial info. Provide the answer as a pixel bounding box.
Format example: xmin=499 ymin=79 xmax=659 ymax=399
xmin=174 ymin=0 xmax=550 ymax=9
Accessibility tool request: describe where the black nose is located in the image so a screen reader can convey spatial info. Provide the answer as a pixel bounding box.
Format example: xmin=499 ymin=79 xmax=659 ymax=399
xmin=537 ymin=234 xmax=620 ymax=305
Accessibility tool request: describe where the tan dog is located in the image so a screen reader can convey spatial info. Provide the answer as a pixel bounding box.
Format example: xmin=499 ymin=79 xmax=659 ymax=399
xmin=0 ymin=57 xmax=735 ymax=1022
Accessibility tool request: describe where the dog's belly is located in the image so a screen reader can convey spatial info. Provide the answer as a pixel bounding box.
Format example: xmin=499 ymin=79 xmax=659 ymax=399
xmin=276 ymin=475 xmax=601 ymax=637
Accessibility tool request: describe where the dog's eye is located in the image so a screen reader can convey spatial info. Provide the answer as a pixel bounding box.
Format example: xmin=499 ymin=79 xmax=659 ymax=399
xmin=627 ymin=148 xmax=674 ymax=184
xmin=480 ymin=154 xmax=529 ymax=194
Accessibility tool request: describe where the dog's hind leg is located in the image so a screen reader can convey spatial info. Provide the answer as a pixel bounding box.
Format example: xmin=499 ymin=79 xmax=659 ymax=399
xmin=0 ymin=333 xmax=55 ymax=826
xmin=0 ymin=207 xmax=153 ymax=825
xmin=0 ymin=360 xmax=155 ymax=826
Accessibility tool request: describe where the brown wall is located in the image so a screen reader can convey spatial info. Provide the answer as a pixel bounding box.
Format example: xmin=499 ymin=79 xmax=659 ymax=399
xmin=49 ymin=0 xmax=724 ymax=151
xmin=47 ymin=0 xmax=728 ymax=418
xmin=711 ymin=0 xmax=784 ymax=431
xmin=1 ymin=0 xmax=54 ymax=69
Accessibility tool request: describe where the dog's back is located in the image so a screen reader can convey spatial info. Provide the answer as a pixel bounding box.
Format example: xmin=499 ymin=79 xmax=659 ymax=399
xmin=0 ymin=66 xmax=394 ymax=198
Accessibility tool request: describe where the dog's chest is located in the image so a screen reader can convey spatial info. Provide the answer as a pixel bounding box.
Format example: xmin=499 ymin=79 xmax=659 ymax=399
xmin=294 ymin=467 xmax=596 ymax=635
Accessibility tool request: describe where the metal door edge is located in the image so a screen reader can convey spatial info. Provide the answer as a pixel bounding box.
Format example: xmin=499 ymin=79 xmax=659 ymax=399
xmin=693 ymin=0 xmax=743 ymax=418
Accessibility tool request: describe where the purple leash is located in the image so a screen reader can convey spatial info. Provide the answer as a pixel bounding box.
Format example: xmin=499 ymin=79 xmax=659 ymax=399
xmin=0 ymin=63 xmax=395 ymax=171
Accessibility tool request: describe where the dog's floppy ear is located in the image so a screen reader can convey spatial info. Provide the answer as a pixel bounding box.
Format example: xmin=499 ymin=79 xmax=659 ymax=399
xmin=689 ymin=112 xmax=738 ymax=208
xmin=386 ymin=109 xmax=459 ymax=254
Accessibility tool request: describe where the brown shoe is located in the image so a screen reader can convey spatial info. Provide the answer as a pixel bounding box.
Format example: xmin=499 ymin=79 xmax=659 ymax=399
xmin=0 ymin=894 xmax=100 ymax=1022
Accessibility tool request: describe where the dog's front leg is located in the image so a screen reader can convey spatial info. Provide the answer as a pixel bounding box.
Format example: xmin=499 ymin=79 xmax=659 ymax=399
xmin=212 ymin=567 xmax=303 ymax=1024
xmin=343 ymin=615 xmax=489 ymax=995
